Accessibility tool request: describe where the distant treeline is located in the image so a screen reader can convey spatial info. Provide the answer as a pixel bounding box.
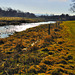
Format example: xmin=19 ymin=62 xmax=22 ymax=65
xmin=0 ymin=7 xmax=36 ymax=18
xmin=38 ymin=14 xmax=75 ymax=21
xmin=0 ymin=7 xmax=75 ymax=21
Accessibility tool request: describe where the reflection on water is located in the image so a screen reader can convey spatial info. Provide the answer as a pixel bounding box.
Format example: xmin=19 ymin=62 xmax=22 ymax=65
xmin=0 ymin=21 xmax=55 ymax=38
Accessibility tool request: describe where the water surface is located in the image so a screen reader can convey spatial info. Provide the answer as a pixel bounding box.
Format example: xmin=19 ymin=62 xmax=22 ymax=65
xmin=0 ymin=21 xmax=55 ymax=38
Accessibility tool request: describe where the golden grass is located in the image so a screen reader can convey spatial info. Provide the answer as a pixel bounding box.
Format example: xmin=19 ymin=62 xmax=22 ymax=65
xmin=0 ymin=21 xmax=75 ymax=74
xmin=60 ymin=21 xmax=75 ymax=63
xmin=0 ymin=17 xmax=44 ymax=22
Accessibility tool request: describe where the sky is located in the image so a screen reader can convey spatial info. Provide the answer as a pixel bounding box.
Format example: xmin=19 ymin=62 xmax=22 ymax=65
xmin=0 ymin=0 xmax=74 ymax=15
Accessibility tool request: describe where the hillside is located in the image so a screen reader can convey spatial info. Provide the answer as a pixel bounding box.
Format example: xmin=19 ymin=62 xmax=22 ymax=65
xmin=0 ymin=21 xmax=75 ymax=75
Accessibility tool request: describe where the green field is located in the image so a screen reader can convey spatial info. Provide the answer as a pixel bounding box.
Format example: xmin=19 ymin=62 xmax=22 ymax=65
xmin=62 ymin=21 xmax=75 ymax=39
xmin=61 ymin=21 xmax=75 ymax=61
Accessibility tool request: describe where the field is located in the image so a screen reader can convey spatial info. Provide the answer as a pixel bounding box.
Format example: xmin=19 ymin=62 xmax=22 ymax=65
xmin=0 ymin=17 xmax=45 ymax=26
xmin=61 ymin=21 xmax=75 ymax=63
xmin=0 ymin=21 xmax=75 ymax=75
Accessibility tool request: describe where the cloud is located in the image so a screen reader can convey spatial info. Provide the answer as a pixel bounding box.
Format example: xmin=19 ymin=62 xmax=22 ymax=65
xmin=48 ymin=0 xmax=67 ymax=2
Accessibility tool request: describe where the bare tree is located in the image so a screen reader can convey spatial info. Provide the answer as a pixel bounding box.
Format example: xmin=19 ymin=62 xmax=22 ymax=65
xmin=70 ymin=0 xmax=75 ymax=12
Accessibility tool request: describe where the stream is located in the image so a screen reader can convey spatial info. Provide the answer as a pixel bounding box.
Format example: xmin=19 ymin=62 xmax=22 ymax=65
xmin=0 ymin=21 xmax=55 ymax=38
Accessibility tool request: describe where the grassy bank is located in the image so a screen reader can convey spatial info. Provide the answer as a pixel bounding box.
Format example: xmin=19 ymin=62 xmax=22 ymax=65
xmin=61 ymin=21 xmax=75 ymax=65
xmin=0 ymin=17 xmax=45 ymax=26
xmin=0 ymin=21 xmax=75 ymax=75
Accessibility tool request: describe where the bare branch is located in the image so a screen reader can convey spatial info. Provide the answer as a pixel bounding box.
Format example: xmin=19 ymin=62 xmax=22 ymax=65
xmin=70 ymin=0 xmax=75 ymax=12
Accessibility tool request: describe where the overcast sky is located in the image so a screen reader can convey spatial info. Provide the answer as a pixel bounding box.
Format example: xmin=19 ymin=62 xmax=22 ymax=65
xmin=0 ymin=0 xmax=74 ymax=15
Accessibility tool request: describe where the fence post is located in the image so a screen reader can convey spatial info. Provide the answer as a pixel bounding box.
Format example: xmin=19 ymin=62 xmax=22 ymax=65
xmin=56 ymin=21 xmax=58 ymax=27
xmin=48 ymin=24 xmax=50 ymax=35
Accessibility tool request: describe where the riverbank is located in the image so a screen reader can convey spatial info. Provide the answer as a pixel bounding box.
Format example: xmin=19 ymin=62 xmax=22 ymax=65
xmin=0 ymin=17 xmax=45 ymax=26
xmin=0 ymin=21 xmax=55 ymax=38
xmin=0 ymin=21 xmax=75 ymax=75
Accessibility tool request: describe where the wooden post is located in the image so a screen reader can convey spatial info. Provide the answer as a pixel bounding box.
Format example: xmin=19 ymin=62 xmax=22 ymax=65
xmin=58 ymin=22 xmax=60 ymax=26
xmin=48 ymin=24 xmax=50 ymax=35
xmin=56 ymin=21 xmax=58 ymax=27
xmin=56 ymin=21 xmax=57 ymax=27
